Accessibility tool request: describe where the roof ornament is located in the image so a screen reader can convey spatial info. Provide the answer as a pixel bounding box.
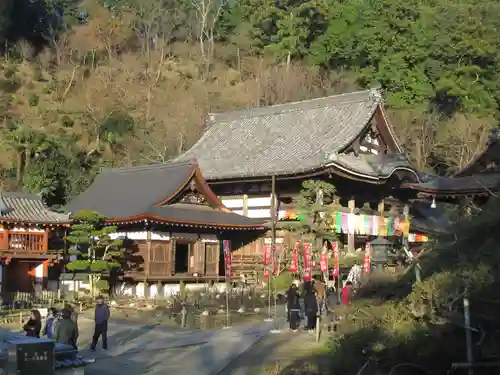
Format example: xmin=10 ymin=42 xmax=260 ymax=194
xmin=369 ymin=85 xmax=382 ymax=103
xmin=324 ymin=151 xmax=338 ymax=162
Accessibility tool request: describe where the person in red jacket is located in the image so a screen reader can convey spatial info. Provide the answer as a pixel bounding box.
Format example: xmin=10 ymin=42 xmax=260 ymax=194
xmin=341 ymin=281 xmax=353 ymax=305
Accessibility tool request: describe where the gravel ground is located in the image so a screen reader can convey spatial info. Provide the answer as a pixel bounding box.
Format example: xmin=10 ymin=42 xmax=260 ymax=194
xmin=217 ymin=330 xmax=329 ymax=375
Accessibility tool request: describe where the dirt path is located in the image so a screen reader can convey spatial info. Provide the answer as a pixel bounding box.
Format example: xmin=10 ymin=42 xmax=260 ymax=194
xmin=217 ymin=330 xmax=329 ymax=375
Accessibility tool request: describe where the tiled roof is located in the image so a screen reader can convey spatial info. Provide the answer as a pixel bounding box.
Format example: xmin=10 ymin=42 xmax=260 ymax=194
xmin=66 ymin=161 xmax=266 ymax=228
xmin=145 ymin=206 xmax=266 ymax=227
xmin=326 ymin=153 xmax=420 ymax=182
xmin=404 ymin=173 xmax=500 ymax=194
xmin=66 ymin=160 xmax=196 ymax=218
xmin=176 ymin=89 xmax=384 ymax=180
xmin=0 ymin=192 xmax=70 ymax=224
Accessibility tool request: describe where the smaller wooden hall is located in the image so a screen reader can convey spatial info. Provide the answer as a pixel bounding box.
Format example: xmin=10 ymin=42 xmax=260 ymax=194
xmin=0 ymin=192 xmax=70 ymax=295
xmin=66 ymin=160 xmax=266 ymax=287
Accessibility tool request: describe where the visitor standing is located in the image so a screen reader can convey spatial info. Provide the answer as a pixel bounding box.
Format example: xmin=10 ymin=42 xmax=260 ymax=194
xmin=64 ymin=304 xmax=79 ymax=349
xmin=303 ymin=283 xmax=318 ymax=332
xmin=286 ymin=281 xmax=300 ymax=331
xmin=341 ymin=281 xmax=354 ymax=305
xmin=89 ymin=295 xmax=110 ymax=352
xmin=53 ymin=308 xmax=78 ymax=346
xmin=23 ymin=309 xmax=42 ymax=338
xmin=42 ymin=307 xmax=58 ymax=339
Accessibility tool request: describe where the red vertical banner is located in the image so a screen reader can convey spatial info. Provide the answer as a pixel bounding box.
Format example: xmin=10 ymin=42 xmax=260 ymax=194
xmin=289 ymin=240 xmax=300 ymax=273
xmin=331 ymin=242 xmax=339 ymax=278
xmin=303 ymin=243 xmax=312 ymax=281
xmin=364 ymin=242 xmax=371 ymax=274
xmin=320 ymin=248 xmax=329 ymax=273
xmin=272 ymin=244 xmax=278 ymax=276
xmin=223 ymin=240 xmax=232 ymax=280
xmin=263 ymin=244 xmax=272 ymax=279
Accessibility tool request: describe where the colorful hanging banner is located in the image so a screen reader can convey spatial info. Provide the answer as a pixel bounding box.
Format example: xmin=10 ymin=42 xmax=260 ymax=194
xmin=263 ymin=244 xmax=271 ymax=279
xmin=401 ymin=220 xmax=410 ymax=237
xmin=331 ymin=242 xmax=339 ymax=278
xmin=290 ymin=240 xmax=300 ymax=273
xmin=335 ymin=212 xmax=342 ymax=233
xmin=372 ymin=215 xmax=379 ymax=236
xmin=363 ymin=242 xmax=371 ymax=274
xmin=223 ymin=240 xmax=232 ymax=280
xmin=303 ymin=243 xmax=312 ymax=281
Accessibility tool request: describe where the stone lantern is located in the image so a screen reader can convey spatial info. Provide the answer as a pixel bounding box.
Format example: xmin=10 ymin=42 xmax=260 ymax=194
xmin=369 ymin=237 xmax=393 ymax=269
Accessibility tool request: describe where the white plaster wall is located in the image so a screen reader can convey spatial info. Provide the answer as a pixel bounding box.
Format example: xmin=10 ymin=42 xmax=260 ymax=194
xmin=35 ymin=263 xmax=45 ymax=281
xmin=113 ymin=282 xmax=228 ymax=298
xmin=221 ymin=196 xmax=285 ymax=219
xmin=109 ymin=231 xmax=218 ymax=243
xmin=61 ymin=280 xmax=90 ymax=291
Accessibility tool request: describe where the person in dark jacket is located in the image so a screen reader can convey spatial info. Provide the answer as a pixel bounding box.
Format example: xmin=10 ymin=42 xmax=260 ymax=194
xmin=303 ymin=283 xmax=318 ymax=332
xmin=23 ymin=309 xmax=42 ymax=338
xmin=89 ymin=295 xmax=110 ymax=352
xmin=53 ymin=308 xmax=77 ymax=346
xmin=42 ymin=307 xmax=58 ymax=339
xmin=64 ymin=303 xmax=79 ymax=346
xmin=286 ymin=282 xmax=300 ymax=331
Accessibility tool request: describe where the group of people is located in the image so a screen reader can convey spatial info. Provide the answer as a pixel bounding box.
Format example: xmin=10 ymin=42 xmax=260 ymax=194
xmin=22 ymin=295 xmax=111 ymax=352
xmin=286 ymin=278 xmax=354 ymax=332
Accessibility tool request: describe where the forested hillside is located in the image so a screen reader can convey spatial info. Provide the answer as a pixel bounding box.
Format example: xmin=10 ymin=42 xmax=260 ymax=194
xmin=0 ymin=0 xmax=499 ymax=205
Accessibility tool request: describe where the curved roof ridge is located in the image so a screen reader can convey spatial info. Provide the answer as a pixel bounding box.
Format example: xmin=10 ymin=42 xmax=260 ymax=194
xmin=207 ymin=89 xmax=378 ymax=124
xmin=453 ymin=128 xmax=500 ymax=177
xmin=102 ymin=159 xmax=197 ymax=174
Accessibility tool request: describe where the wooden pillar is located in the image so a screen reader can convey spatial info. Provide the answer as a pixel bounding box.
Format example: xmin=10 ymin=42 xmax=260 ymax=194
xmin=347 ymin=198 xmax=355 ymax=252
xmin=270 ymin=175 xmax=277 ymax=319
xmin=242 ymin=194 xmax=249 ymax=216
xmin=404 ymin=204 xmax=421 ymax=282
xmin=43 ymin=228 xmax=49 ymax=252
xmin=378 ymin=200 xmax=385 ymax=216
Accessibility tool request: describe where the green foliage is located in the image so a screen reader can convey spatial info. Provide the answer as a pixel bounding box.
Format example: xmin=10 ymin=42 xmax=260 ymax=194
xmin=326 ymin=198 xmax=500 ymax=374
xmin=32 ymin=67 xmax=43 ymax=81
xmin=272 ymin=271 xmax=293 ymax=292
xmin=293 ymin=180 xmax=337 ymax=241
xmin=28 ymin=93 xmax=39 ymax=107
xmin=66 ymin=210 xmax=123 ymax=275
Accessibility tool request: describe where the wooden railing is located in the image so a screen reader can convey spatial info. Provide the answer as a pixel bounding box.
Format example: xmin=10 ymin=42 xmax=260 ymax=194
xmin=0 ymin=231 xmax=46 ymax=252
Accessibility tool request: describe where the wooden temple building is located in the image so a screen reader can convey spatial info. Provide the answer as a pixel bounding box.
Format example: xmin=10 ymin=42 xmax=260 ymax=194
xmin=0 ymin=192 xmax=70 ymax=294
xmin=66 ymin=161 xmax=266 ymax=286
xmin=175 ymin=88 xmax=428 ymax=274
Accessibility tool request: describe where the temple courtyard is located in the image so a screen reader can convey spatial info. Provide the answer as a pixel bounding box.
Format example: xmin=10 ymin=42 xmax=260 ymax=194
xmin=72 ymin=314 xmax=323 ymax=375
